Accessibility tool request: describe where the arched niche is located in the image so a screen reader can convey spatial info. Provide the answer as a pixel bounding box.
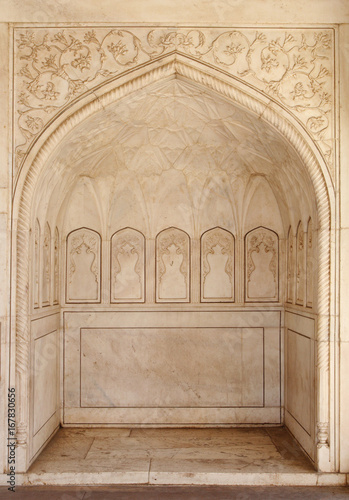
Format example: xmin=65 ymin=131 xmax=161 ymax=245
xmin=12 ymin=55 xmax=334 ymax=472
xmin=245 ymin=226 xmax=279 ymax=302
xmin=33 ymin=218 xmax=40 ymax=309
xmin=201 ymin=227 xmax=235 ymax=302
xmin=42 ymin=222 xmax=51 ymax=306
xmin=306 ymin=217 xmax=314 ymax=308
xmin=156 ymin=227 xmax=190 ymax=302
xmin=287 ymin=226 xmax=295 ymax=304
xmin=296 ymin=221 xmax=305 ymax=306
xmin=65 ymin=227 xmax=101 ymax=303
xmin=110 ymin=228 xmax=145 ymax=303
xmin=53 ymin=227 xmax=59 ymax=305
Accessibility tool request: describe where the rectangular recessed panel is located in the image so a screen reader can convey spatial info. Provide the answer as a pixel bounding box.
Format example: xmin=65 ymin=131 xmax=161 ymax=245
xmin=80 ymin=328 xmax=264 ymax=408
xmin=286 ymin=329 xmax=312 ymax=435
xmin=34 ymin=330 xmax=58 ymax=435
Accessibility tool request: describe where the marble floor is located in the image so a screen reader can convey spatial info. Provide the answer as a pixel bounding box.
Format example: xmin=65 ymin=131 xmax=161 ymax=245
xmin=19 ymin=426 xmax=347 ymax=486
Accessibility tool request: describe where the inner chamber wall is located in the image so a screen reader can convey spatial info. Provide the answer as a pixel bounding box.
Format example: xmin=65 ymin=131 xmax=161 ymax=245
xmin=27 ymin=78 xmax=318 ymax=466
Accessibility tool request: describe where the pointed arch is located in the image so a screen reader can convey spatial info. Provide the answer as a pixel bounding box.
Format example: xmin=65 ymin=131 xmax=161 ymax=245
xmin=201 ymin=227 xmax=235 ymax=302
xmin=156 ymin=226 xmax=190 ymax=302
xmin=42 ymin=222 xmax=51 ymax=306
xmin=11 ymin=54 xmax=334 ymax=470
xmin=245 ymin=226 xmax=279 ymax=302
xmin=110 ymin=228 xmax=145 ymax=303
xmin=65 ymin=227 xmax=101 ymax=303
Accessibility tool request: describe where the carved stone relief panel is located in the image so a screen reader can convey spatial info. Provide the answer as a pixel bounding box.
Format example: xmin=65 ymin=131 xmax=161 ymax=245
xmin=66 ymin=228 xmax=101 ymax=303
xmin=156 ymin=227 xmax=190 ymax=302
xmin=287 ymin=226 xmax=294 ymax=304
xmin=13 ymin=27 xmax=334 ymax=180
xmin=33 ymin=219 xmax=40 ymax=309
xmin=42 ymin=222 xmax=51 ymax=306
xmin=111 ymin=228 xmax=145 ymax=303
xmin=201 ymin=227 xmax=235 ymax=302
xmin=306 ymin=218 xmax=313 ymax=308
xmin=53 ymin=227 xmax=59 ymax=305
xmin=296 ymin=221 xmax=305 ymax=306
xmin=245 ymin=227 xmax=279 ymax=302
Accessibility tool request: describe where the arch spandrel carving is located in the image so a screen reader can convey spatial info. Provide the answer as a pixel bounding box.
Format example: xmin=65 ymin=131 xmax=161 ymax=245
xmin=201 ymin=227 xmax=235 ymax=302
xmin=111 ymin=228 xmax=145 ymax=303
xmin=245 ymin=227 xmax=279 ymax=302
xmin=156 ymin=227 xmax=190 ymax=302
xmin=13 ymin=27 xmax=334 ymax=183
xmin=66 ymin=227 xmax=101 ymax=303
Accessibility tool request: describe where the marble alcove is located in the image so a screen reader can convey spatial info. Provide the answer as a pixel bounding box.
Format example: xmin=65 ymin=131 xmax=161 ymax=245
xmin=13 ymin=52 xmax=331 ymax=475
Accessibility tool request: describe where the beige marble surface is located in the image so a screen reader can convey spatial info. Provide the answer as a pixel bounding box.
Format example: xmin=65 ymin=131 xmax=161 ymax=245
xmin=20 ymin=426 xmax=349 ymax=486
xmin=64 ymin=310 xmax=281 ymax=425
xmin=80 ymin=327 xmax=264 ymax=408
xmin=0 ymin=0 xmax=348 ymax=24
xmin=28 ymin=427 xmax=314 ymax=476
xmin=0 ymin=0 xmax=347 ymax=478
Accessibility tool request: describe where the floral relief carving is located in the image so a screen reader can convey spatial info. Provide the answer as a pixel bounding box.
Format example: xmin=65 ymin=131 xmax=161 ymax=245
xmin=245 ymin=227 xmax=278 ymax=302
xmin=14 ymin=27 xmax=334 ymax=181
xmin=111 ymin=228 xmax=145 ymax=302
xmin=156 ymin=227 xmax=190 ymax=302
xmin=66 ymin=228 xmax=100 ymax=303
xmin=201 ymin=227 xmax=235 ymax=302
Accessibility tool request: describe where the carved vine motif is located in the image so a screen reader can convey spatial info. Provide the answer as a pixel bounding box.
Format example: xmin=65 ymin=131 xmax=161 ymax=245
xmin=157 ymin=228 xmax=189 ymax=284
xmin=68 ymin=230 xmax=99 ymax=284
xmin=201 ymin=227 xmax=234 ymax=301
xmin=246 ymin=228 xmax=278 ymax=301
xmin=202 ymin=228 xmax=234 ymax=283
xmin=14 ymin=27 xmax=334 ymax=180
xmin=112 ymin=230 xmax=143 ymax=278
xmin=246 ymin=229 xmax=278 ymax=282
xmin=111 ymin=228 xmax=144 ymax=301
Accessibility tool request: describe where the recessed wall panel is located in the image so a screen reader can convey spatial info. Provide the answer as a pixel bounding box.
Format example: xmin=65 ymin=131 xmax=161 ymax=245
xmin=80 ymin=327 xmax=264 ymax=408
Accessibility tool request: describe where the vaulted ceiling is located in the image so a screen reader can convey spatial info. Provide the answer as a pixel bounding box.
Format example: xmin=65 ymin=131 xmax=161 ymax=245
xmin=35 ymin=77 xmax=316 ymax=235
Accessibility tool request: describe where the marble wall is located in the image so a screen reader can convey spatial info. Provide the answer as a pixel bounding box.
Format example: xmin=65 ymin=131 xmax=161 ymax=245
xmin=27 ymin=71 xmax=315 ymax=453
xmin=30 ymin=313 xmax=60 ymax=461
xmin=1 ymin=1 xmax=347 ymax=475
xmin=285 ymin=310 xmax=316 ymax=459
xmin=64 ymin=311 xmax=281 ymax=425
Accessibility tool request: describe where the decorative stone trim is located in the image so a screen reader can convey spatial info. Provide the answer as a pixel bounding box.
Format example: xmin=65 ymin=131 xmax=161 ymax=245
xmin=14 ymin=27 xmax=334 ymax=181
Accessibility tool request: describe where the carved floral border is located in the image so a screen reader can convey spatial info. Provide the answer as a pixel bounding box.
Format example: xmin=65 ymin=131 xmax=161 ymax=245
xmin=13 ymin=26 xmax=335 ymax=184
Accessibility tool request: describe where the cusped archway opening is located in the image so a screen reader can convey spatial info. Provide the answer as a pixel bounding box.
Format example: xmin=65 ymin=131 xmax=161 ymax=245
xmin=16 ymin=67 xmax=330 ymax=474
